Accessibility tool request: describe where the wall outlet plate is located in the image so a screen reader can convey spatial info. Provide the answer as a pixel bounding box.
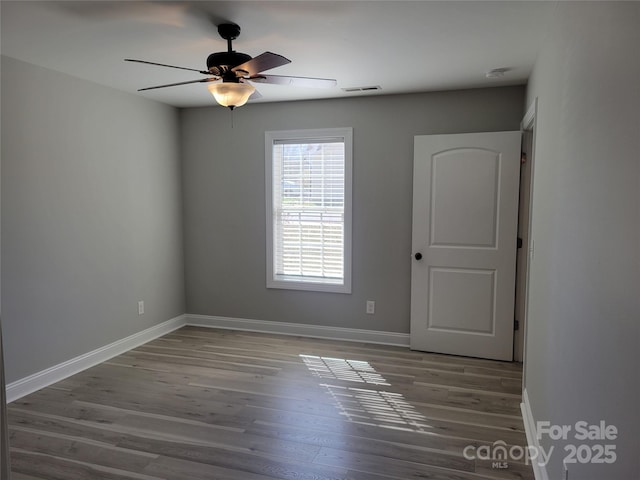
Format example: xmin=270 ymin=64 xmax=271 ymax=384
xmin=366 ymin=300 xmax=375 ymax=314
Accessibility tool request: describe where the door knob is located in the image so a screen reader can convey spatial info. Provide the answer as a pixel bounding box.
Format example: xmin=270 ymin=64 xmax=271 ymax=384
xmin=414 ymin=252 xmax=423 ymax=260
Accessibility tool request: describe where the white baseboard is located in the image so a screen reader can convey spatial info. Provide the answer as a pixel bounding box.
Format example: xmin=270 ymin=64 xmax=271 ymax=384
xmin=6 ymin=315 xmax=186 ymax=403
xmin=521 ymin=388 xmax=550 ymax=480
xmin=185 ymin=314 xmax=410 ymax=347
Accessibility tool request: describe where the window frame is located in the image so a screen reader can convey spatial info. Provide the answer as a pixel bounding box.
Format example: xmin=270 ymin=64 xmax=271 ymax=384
xmin=265 ymin=127 xmax=353 ymax=294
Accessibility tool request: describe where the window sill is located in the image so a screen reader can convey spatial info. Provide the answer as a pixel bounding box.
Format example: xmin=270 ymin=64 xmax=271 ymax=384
xmin=267 ymin=276 xmax=351 ymax=294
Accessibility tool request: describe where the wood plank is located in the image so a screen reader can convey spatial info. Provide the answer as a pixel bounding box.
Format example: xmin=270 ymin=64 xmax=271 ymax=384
xmin=11 ymin=472 xmax=49 ymax=480
xmin=143 ymin=455 xmax=279 ymax=480
xmin=10 ymin=448 xmax=165 ymax=480
xmin=9 ymin=427 xmax=157 ymax=472
xmin=313 ymin=446 xmax=496 ymax=480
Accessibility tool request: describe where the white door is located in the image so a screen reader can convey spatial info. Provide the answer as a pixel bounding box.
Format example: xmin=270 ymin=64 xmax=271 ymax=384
xmin=410 ymin=132 xmax=520 ymax=361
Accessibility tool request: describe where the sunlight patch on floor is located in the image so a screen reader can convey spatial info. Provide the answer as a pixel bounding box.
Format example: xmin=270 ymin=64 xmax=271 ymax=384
xmin=300 ymin=354 xmax=433 ymax=432
xmin=299 ymin=355 xmax=390 ymax=385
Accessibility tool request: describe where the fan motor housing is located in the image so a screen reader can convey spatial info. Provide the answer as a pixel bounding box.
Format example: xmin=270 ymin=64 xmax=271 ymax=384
xmin=207 ymin=51 xmax=251 ymax=71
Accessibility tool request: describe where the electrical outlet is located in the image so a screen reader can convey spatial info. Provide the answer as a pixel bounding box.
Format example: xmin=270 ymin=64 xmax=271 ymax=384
xmin=138 ymin=301 xmax=144 ymax=315
xmin=366 ymin=300 xmax=375 ymax=314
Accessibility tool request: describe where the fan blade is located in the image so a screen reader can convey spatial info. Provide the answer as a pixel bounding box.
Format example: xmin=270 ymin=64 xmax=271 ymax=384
xmin=249 ymin=89 xmax=263 ymax=100
xmin=248 ymin=74 xmax=337 ymax=88
xmin=232 ymin=52 xmax=291 ymax=75
xmin=138 ymin=78 xmax=217 ymax=91
xmin=125 ymin=59 xmax=211 ymax=75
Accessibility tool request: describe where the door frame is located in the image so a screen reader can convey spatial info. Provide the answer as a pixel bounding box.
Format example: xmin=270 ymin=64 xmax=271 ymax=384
xmin=517 ymin=99 xmax=538 ymax=381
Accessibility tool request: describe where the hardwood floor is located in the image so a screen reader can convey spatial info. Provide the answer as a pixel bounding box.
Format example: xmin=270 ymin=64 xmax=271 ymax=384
xmin=8 ymin=326 xmax=533 ymax=480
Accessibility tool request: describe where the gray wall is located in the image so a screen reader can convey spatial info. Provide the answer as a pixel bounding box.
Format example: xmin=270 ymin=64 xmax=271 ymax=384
xmin=0 ymin=55 xmax=7 ymax=478
xmin=1 ymin=56 xmax=185 ymax=383
xmin=181 ymin=86 xmax=524 ymax=333
xmin=524 ymin=3 xmax=639 ymax=479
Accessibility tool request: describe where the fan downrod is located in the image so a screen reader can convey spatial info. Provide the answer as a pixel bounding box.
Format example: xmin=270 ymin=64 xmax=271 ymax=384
xmin=218 ymin=23 xmax=241 ymax=51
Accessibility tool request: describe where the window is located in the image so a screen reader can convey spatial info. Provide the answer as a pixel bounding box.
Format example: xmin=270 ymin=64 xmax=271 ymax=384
xmin=266 ymin=128 xmax=352 ymax=293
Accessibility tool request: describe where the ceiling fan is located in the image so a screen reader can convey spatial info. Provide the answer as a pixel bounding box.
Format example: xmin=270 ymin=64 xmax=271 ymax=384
xmin=126 ymin=23 xmax=337 ymax=109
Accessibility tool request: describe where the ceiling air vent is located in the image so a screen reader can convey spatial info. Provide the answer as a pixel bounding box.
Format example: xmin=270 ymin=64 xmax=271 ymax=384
xmin=342 ymin=85 xmax=382 ymax=93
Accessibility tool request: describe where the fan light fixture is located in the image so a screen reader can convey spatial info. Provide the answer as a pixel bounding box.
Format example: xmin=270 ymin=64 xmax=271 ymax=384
xmin=207 ymin=82 xmax=255 ymax=110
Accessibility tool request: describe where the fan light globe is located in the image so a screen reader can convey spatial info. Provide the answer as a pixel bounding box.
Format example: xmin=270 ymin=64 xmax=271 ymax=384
xmin=207 ymin=82 xmax=255 ymax=109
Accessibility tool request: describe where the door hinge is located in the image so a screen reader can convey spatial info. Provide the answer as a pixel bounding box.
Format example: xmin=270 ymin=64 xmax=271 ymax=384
xmin=517 ymin=237 xmax=523 ymax=249
xmin=514 ymin=319 xmax=520 ymax=331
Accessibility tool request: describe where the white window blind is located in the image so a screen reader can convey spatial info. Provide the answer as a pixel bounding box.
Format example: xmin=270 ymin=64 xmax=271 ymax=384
xmin=266 ymin=128 xmax=352 ymax=293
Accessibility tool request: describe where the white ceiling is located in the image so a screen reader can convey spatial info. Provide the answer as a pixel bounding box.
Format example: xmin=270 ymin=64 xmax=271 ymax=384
xmin=0 ymin=1 xmax=556 ymax=108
